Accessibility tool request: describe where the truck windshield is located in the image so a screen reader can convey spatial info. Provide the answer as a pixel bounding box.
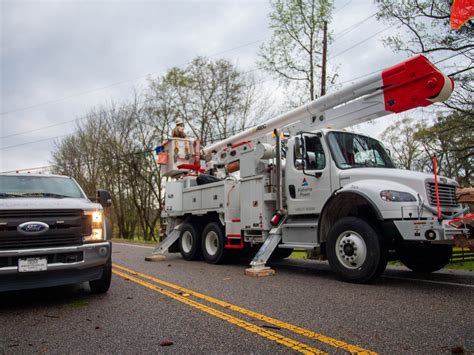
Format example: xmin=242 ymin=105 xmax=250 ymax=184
xmin=327 ymin=132 xmax=395 ymax=170
xmin=0 ymin=176 xmax=84 ymax=198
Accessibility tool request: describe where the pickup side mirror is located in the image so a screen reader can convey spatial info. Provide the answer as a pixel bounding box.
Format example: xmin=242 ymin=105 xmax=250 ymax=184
xmin=97 ymin=190 xmax=112 ymax=208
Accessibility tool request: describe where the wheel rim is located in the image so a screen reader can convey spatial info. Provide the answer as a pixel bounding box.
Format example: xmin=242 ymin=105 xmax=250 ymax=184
xmin=205 ymin=231 xmax=219 ymax=256
xmin=335 ymin=230 xmax=367 ymax=269
xmin=181 ymin=231 xmax=193 ymax=253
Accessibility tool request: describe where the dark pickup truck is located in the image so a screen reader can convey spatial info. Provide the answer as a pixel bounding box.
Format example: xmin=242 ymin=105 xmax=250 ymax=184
xmin=0 ymin=173 xmax=112 ymax=293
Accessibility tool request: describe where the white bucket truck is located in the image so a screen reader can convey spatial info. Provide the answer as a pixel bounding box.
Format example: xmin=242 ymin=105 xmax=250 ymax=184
xmin=151 ymin=55 xmax=471 ymax=283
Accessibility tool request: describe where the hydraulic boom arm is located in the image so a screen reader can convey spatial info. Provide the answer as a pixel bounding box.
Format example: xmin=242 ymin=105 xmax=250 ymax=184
xmin=203 ymin=55 xmax=453 ymax=157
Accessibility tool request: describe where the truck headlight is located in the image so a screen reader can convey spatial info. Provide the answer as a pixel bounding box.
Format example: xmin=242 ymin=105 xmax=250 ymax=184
xmin=84 ymin=210 xmax=104 ymax=242
xmin=380 ymin=190 xmax=416 ymax=202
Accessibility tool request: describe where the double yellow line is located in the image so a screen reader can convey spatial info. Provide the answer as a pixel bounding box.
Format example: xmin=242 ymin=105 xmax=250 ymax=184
xmin=113 ymin=264 xmax=376 ymax=354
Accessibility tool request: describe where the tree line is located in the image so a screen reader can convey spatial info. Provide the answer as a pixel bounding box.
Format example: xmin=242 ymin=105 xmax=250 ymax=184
xmin=52 ymin=58 xmax=271 ymax=241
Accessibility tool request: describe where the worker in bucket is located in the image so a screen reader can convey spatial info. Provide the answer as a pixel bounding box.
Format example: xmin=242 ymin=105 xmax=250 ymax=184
xmin=172 ymin=118 xmax=187 ymax=138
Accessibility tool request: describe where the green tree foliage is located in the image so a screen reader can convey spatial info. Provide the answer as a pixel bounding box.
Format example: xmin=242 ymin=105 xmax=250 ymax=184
xmin=376 ymin=0 xmax=473 ymax=115
xmin=381 ymin=118 xmax=426 ymax=171
xmin=414 ymin=112 xmax=473 ymax=187
xmin=258 ymin=0 xmax=333 ymax=104
xmin=376 ymin=0 xmax=473 ymax=187
xmin=381 ymin=113 xmax=473 ymax=187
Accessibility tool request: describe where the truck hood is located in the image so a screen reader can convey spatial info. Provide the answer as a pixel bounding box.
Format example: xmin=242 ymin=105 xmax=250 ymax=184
xmin=0 ymin=197 xmax=102 ymax=211
xmin=339 ymin=168 xmax=458 ymax=188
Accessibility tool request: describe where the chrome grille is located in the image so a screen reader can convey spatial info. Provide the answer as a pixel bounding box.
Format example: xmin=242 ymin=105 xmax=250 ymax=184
xmin=426 ymin=183 xmax=458 ymax=207
xmin=0 ymin=209 xmax=86 ymax=249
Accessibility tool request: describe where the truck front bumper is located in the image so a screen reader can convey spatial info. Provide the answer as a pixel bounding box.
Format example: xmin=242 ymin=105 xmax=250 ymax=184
xmin=393 ymin=219 xmax=469 ymax=243
xmin=0 ymin=241 xmax=111 ymax=292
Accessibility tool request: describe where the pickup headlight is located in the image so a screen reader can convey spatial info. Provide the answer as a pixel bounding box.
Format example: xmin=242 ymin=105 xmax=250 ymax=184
xmin=380 ymin=190 xmax=416 ymax=202
xmin=84 ymin=210 xmax=104 ymax=242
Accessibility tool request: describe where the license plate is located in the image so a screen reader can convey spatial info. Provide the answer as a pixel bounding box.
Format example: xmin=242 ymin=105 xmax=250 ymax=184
xmin=18 ymin=257 xmax=48 ymax=272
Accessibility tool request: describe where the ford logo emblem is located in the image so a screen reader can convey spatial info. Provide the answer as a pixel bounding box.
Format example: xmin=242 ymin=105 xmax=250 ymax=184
xmin=17 ymin=221 xmax=49 ymax=235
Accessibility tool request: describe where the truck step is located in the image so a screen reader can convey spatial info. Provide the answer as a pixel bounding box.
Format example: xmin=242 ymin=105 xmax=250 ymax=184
xmin=278 ymin=243 xmax=318 ymax=250
xmin=225 ymin=234 xmax=244 ymax=249
xmin=282 ymin=222 xmax=318 ymax=228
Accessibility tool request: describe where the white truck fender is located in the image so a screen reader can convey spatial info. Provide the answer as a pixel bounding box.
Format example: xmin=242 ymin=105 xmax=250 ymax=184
xmin=338 ymin=179 xmax=420 ymax=219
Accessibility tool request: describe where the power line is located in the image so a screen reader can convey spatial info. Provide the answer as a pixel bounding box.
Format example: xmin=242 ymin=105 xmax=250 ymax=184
xmin=0 ymin=134 xmax=71 ymax=150
xmin=2 ymin=47 xmax=466 ymax=170
xmin=0 ymin=38 xmax=266 ymax=117
xmin=9 ymin=39 xmax=458 ymax=151
xmin=330 ymin=26 xmax=391 ymax=59
xmin=448 ymin=67 xmax=473 ymax=77
xmin=0 ymin=125 xmax=256 ymax=173
xmin=2 ymin=2 xmax=387 ymax=119
xmin=434 ymin=49 xmax=473 ymax=65
xmin=0 ymin=117 xmax=85 ymax=139
xmin=2 ymin=44 xmax=463 ymax=150
xmin=333 ymin=11 xmax=378 ymax=40
xmin=333 ymin=0 xmax=352 ymax=15
xmin=2 ymin=17 xmax=397 ymax=141
xmin=0 ymin=73 xmax=278 ymax=151
xmin=0 ymin=67 xmax=267 ymax=140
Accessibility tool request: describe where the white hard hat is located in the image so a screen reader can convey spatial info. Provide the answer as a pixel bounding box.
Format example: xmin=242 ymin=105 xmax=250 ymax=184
xmin=176 ymin=118 xmax=184 ymax=125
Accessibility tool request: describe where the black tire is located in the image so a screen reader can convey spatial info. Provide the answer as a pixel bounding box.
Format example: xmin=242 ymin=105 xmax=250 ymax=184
xmin=179 ymin=222 xmax=202 ymax=261
xmin=89 ymin=258 xmax=112 ymax=294
xmin=270 ymin=248 xmax=294 ymax=260
xmin=327 ymin=217 xmax=387 ymax=283
xmin=201 ymin=222 xmax=228 ymax=264
xmin=398 ymin=243 xmax=452 ymax=273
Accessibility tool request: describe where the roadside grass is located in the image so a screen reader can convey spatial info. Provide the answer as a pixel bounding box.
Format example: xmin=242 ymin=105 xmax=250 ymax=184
xmin=445 ymin=261 xmax=474 ymax=271
xmin=290 ymin=249 xmax=474 ymax=271
xmin=289 ymin=250 xmax=308 ymax=260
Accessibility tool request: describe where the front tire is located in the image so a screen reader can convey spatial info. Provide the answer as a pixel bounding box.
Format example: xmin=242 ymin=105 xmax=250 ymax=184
xmin=327 ymin=217 xmax=387 ymax=283
xmin=398 ymin=243 xmax=452 ymax=273
xmin=179 ymin=222 xmax=202 ymax=261
xmin=89 ymin=258 xmax=112 ymax=294
xmin=202 ymin=222 xmax=227 ymax=264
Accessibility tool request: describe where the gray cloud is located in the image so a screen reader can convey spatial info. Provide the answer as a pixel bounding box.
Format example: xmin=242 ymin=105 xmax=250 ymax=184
xmin=0 ymin=0 xmax=425 ymax=172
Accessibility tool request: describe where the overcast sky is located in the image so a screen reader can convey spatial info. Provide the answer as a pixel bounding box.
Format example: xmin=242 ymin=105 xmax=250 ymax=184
xmin=0 ymin=0 xmax=423 ymax=173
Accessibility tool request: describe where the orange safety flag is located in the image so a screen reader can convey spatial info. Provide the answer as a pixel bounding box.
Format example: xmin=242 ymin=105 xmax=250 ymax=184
xmin=450 ymin=0 xmax=474 ymax=30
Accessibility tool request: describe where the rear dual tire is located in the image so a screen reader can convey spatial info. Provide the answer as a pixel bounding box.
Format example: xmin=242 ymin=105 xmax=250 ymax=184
xmin=179 ymin=223 xmax=203 ymax=261
xmin=202 ymin=222 xmax=228 ymax=264
xmin=398 ymin=243 xmax=452 ymax=273
xmin=179 ymin=221 xmax=229 ymax=264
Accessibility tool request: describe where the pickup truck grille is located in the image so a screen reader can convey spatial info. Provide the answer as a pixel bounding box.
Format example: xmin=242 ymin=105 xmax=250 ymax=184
xmin=426 ymin=183 xmax=459 ymax=208
xmin=0 ymin=209 xmax=86 ymax=250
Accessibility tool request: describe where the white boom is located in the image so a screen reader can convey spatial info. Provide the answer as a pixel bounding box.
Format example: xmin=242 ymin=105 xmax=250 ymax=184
xmin=203 ymin=55 xmax=453 ymax=157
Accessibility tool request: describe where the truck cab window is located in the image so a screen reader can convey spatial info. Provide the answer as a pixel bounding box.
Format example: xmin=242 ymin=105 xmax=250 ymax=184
xmin=294 ymin=136 xmax=326 ymax=170
xmin=327 ymin=131 xmax=395 ymax=169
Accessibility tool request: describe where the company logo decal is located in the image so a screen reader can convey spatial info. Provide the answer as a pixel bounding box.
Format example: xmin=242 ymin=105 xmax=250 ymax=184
xmin=17 ymin=221 xmax=49 ymax=235
xmin=298 ymin=178 xmax=313 ymax=197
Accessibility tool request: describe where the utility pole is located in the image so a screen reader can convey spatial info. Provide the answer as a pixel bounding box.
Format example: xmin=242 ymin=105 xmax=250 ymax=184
xmin=321 ymin=20 xmax=328 ymax=97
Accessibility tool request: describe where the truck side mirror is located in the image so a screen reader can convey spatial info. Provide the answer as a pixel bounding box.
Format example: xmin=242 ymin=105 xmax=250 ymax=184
xmin=97 ymin=190 xmax=112 ymax=208
xmin=294 ymin=137 xmax=303 ymax=159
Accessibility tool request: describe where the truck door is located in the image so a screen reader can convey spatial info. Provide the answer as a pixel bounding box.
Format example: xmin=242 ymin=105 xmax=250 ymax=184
xmin=285 ymin=133 xmax=332 ymax=215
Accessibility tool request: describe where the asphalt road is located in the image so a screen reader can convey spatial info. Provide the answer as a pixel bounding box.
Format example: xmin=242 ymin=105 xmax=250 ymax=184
xmin=1 ymin=242 xmax=473 ymax=354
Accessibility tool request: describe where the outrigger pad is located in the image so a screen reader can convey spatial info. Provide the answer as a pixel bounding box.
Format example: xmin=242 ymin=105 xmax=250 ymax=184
xmin=145 ymin=255 xmax=167 ymax=262
xmin=245 ymin=267 xmax=276 ymax=277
